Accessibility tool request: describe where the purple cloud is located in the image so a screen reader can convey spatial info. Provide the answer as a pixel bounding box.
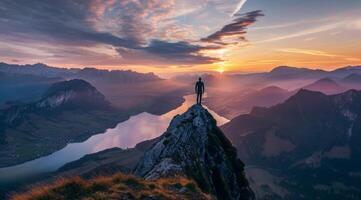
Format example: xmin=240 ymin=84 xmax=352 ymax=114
xmin=201 ymin=10 xmax=264 ymax=45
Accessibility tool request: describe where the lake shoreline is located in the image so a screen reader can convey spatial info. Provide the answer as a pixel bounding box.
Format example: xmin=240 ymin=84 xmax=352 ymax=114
xmin=0 ymin=96 xmax=185 ymax=169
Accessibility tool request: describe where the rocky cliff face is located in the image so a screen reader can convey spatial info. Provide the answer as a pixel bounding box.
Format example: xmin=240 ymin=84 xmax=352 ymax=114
xmin=134 ymin=104 xmax=255 ymax=200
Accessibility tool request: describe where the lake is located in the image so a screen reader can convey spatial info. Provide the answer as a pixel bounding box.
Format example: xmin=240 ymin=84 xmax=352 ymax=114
xmin=0 ymin=94 xmax=229 ymax=185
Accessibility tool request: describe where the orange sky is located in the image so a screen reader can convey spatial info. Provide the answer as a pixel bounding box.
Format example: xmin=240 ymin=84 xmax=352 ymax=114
xmin=0 ymin=0 xmax=360 ymax=75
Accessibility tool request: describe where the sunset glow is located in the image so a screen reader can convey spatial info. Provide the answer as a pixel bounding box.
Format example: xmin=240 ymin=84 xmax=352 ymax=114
xmin=216 ymin=67 xmax=225 ymax=74
xmin=0 ymin=0 xmax=360 ymax=75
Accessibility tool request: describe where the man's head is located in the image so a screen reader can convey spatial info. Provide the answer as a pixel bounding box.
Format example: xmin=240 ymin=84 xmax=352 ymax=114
xmin=198 ymin=77 xmax=202 ymax=81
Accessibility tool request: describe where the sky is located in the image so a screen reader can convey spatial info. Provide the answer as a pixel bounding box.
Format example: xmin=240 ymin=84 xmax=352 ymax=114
xmin=0 ymin=0 xmax=360 ymax=75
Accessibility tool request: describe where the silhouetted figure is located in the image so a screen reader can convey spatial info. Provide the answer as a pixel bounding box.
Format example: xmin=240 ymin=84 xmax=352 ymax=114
xmin=195 ymin=77 xmax=205 ymax=104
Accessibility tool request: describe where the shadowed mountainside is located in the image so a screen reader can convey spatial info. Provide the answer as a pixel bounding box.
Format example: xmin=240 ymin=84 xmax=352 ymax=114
xmin=0 ymin=79 xmax=126 ymax=167
xmin=221 ymin=89 xmax=361 ymax=200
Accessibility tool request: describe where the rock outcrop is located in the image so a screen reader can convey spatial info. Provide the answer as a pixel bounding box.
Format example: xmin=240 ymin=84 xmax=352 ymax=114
xmin=134 ymin=104 xmax=255 ymax=200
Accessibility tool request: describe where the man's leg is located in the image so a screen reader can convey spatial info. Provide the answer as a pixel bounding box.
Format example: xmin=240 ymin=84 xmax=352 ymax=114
xmin=196 ymin=93 xmax=199 ymax=104
xmin=199 ymin=93 xmax=202 ymax=104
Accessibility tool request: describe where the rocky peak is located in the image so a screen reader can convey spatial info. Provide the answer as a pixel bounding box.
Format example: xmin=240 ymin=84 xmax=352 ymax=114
xmin=37 ymin=79 xmax=108 ymax=109
xmin=134 ymin=104 xmax=255 ymax=200
xmin=1 ymin=79 xmax=109 ymax=126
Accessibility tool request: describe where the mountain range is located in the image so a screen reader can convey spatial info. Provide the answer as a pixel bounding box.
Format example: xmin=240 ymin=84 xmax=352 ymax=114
xmin=205 ymin=75 xmax=360 ymax=119
xmin=0 ymin=62 xmax=160 ymax=83
xmin=221 ymin=89 xmax=361 ymax=200
xmin=0 ymin=62 xmax=187 ymax=116
xmin=0 ymin=62 xmax=77 ymax=78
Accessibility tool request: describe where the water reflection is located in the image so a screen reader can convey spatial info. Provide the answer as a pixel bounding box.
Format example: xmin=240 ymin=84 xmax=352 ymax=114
xmin=0 ymin=94 xmax=229 ymax=184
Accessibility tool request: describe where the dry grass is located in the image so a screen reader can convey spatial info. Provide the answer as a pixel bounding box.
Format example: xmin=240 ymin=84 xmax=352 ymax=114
xmin=11 ymin=173 xmax=213 ymax=200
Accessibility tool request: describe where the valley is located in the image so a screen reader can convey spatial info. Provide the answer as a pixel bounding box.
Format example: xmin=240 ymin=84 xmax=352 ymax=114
xmin=1 ymin=1 xmax=360 ymax=199
xmin=1 ymin=63 xmax=361 ymax=200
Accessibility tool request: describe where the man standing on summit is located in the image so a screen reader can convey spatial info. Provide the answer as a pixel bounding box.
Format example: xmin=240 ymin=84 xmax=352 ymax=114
xmin=195 ymin=77 xmax=205 ymax=105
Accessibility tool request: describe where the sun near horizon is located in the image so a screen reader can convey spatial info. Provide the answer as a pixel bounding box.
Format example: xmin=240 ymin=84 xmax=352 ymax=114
xmin=0 ymin=0 xmax=360 ymax=74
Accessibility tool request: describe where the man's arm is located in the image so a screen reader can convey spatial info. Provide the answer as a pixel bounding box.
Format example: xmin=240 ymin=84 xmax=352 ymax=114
xmin=202 ymin=82 xmax=205 ymax=93
xmin=195 ymin=82 xmax=198 ymax=93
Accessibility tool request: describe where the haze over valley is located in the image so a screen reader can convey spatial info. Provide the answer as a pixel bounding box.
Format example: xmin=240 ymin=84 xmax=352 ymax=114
xmin=1 ymin=0 xmax=361 ymax=200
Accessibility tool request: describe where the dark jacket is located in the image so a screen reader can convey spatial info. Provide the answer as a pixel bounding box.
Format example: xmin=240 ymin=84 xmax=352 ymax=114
xmin=195 ymin=80 xmax=204 ymax=94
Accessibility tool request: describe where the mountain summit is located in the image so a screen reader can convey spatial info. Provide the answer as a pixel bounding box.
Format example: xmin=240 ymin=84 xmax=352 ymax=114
xmin=134 ymin=104 xmax=255 ymax=200
xmin=37 ymin=79 xmax=109 ymax=109
xmin=2 ymin=79 xmax=109 ymax=126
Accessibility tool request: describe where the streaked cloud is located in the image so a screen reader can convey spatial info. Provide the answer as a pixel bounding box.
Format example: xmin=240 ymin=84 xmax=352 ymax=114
xmin=256 ymin=22 xmax=342 ymax=43
xmin=255 ymin=16 xmax=361 ymax=44
xmin=201 ymin=10 xmax=264 ymax=45
xmin=231 ymin=0 xmax=247 ymax=16
xmin=277 ymin=48 xmax=361 ymax=63
xmin=277 ymin=48 xmax=339 ymax=57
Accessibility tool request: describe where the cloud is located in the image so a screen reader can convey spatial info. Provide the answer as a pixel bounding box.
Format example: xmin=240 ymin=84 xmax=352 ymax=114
xmin=141 ymin=40 xmax=221 ymax=64
xmin=231 ymin=0 xmax=247 ymax=16
xmin=346 ymin=19 xmax=361 ymax=30
xmin=201 ymin=10 xmax=264 ymax=46
xmin=277 ymin=48 xmax=361 ymax=62
xmin=0 ymin=0 xmax=261 ymax=67
xmin=255 ymin=22 xmax=342 ymax=43
xmin=277 ymin=48 xmax=339 ymax=57
xmin=254 ymin=16 xmax=361 ymax=44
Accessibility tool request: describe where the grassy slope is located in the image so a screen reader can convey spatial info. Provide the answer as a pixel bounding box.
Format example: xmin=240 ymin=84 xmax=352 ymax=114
xmin=11 ymin=173 xmax=212 ymax=200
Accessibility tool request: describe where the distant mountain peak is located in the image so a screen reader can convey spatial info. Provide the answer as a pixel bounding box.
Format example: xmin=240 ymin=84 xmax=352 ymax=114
xmin=314 ymin=77 xmax=335 ymax=83
xmin=307 ymin=77 xmax=340 ymax=87
xmin=272 ymin=89 xmax=328 ymax=110
xmin=292 ymin=88 xmax=324 ymax=98
xmin=2 ymin=79 xmax=110 ymax=126
xmin=77 ymin=67 xmax=161 ymax=83
xmin=270 ymin=66 xmax=311 ymax=74
xmin=302 ymin=77 xmax=346 ymax=94
xmin=32 ymin=63 xmax=49 ymax=68
xmin=259 ymin=85 xmax=287 ymax=93
xmin=342 ymin=73 xmax=361 ymax=83
xmin=38 ymin=79 xmax=108 ymax=109
xmin=42 ymin=79 xmax=96 ymax=97
xmin=134 ymin=104 xmax=255 ymax=200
